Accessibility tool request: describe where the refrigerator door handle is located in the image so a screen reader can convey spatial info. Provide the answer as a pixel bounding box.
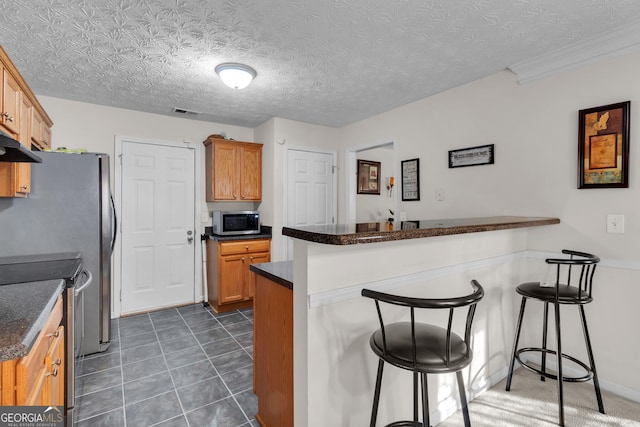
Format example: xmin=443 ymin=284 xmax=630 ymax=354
xmin=110 ymin=194 xmax=117 ymax=254
xmin=75 ymin=269 xmax=93 ymax=296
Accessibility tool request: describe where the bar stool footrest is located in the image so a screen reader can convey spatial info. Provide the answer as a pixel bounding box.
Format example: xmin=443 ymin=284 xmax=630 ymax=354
xmin=515 ymin=347 xmax=594 ymax=383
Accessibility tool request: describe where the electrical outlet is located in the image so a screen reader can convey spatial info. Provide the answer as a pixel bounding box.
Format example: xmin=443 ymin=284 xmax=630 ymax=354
xmin=606 ymin=214 xmax=624 ymax=234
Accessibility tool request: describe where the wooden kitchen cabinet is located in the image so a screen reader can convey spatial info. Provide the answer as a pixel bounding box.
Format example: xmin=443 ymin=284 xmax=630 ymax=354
xmin=253 ymin=272 xmax=293 ymax=427
xmin=206 ymin=238 xmax=270 ymax=313
xmin=31 ymin=108 xmax=52 ymax=150
xmin=203 ymin=137 xmax=263 ymax=202
xmin=0 ymin=295 xmax=64 ymax=407
xmin=1 ymin=64 xmax=21 ymax=135
xmin=0 ymin=45 xmax=53 ymax=198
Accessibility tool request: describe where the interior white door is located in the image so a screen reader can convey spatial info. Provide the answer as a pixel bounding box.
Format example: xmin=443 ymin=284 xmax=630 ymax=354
xmin=286 ymin=149 xmax=335 ymax=259
xmin=120 ymin=141 xmax=196 ymax=314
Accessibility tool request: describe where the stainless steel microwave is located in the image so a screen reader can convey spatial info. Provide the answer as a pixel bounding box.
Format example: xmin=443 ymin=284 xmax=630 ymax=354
xmin=212 ymin=210 xmax=260 ymax=235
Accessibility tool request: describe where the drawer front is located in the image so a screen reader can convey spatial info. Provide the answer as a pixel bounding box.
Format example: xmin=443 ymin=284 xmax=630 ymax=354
xmin=16 ymin=296 xmax=63 ymax=404
xmin=219 ymin=239 xmax=270 ymax=256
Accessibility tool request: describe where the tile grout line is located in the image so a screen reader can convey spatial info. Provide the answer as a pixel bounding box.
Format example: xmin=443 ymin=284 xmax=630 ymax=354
xmin=152 ymin=307 xmax=192 ymax=427
xmin=186 ymin=307 xmax=254 ymax=426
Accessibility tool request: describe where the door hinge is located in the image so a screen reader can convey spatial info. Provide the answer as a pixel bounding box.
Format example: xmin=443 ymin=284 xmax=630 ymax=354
xmin=119 ymin=153 xmax=123 ymax=165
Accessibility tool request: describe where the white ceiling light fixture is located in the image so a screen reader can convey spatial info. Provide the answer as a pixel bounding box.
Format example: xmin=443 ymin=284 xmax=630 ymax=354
xmin=215 ymin=63 xmax=257 ymax=89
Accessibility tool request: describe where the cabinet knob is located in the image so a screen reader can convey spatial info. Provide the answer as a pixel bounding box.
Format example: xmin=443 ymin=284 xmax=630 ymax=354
xmin=46 ymin=368 xmax=59 ymax=377
xmin=46 ymin=330 xmax=60 ymax=338
xmin=53 ymin=358 xmax=62 ymax=366
xmin=7 ymin=116 xmax=14 ymax=122
xmin=2 ymin=112 xmax=8 ymax=118
xmin=20 ymin=185 xmax=27 ymax=190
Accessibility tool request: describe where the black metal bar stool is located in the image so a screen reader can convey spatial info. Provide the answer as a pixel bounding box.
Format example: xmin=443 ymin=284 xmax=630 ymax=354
xmin=505 ymin=249 xmax=605 ymax=426
xmin=362 ymin=280 xmax=484 ymax=427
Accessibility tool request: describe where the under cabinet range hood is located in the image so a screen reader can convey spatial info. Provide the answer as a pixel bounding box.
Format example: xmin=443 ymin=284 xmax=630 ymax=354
xmin=0 ymin=131 xmax=42 ymax=163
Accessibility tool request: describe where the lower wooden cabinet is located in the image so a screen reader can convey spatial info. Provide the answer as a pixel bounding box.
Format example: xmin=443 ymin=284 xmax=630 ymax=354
xmin=254 ymin=274 xmax=293 ymax=427
xmin=206 ymin=238 xmax=271 ymax=313
xmin=0 ymin=296 xmax=64 ymax=407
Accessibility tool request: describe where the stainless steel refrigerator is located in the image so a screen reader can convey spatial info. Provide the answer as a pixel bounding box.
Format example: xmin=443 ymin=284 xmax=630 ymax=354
xmin=0 ymin=151 xmax=114 ymax=355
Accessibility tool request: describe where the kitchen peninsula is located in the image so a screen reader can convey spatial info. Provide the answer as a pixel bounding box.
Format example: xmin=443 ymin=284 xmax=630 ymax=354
xmin=279 ymin=215 xmax=559 ymax=427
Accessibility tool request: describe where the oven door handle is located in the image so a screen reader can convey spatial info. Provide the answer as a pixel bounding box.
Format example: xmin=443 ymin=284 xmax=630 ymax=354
xmin=75 ymin=269 xmax=93 ymax=296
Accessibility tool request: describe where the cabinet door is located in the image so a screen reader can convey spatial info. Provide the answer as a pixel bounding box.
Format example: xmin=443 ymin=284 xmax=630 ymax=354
xmin=246 ymin=252 xmax=270 ymax=299
xmin=43 ymin=326 xmax=64 ymax=407
xmin=213 ymin=142 xmax=239 ymax=200
xmin=219 ymin=254 xmax=247 ymax=303
xmin=239 ymin=144 xmax=262 ymax=200
xmin=1 ymin=67 xmax=20 ymax=135
xmin=15 ymin=93 xmax=31 ymax=194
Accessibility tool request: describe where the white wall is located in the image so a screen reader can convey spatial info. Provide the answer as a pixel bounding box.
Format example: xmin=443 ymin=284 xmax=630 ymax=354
xmin=339 ymin=53 xmax=640 ymax=261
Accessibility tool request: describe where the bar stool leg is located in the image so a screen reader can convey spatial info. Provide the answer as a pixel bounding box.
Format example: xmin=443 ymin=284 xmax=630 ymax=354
xmin=370 ymin=359 xmax=385 ymax=427
xmin=421 ymin=373 xmax=430 ymax=427
xmin=413 ymin=372 xmax=419 ymax=423
xmin=579 ymin=305 xmax=605 ymax=414
xmin=541 ymin=302 xmax=550 ymax=381
xmin=506 ymin=297 xmax=527 ymax=391
xmin=456 ymin=371 xmax=471 ymax=427
xmin=554 ymin=302 xmax=565 ymax=427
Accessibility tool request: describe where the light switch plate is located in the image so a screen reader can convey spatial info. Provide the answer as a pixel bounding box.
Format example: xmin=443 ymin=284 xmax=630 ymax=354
xmin=606 ymin=214 xmax=624 ymax=234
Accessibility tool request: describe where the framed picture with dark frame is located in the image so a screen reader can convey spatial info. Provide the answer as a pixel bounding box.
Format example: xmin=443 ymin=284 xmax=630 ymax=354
xmin=448 ymin=144 xmax=494 ymax=168
xmin=357 ymin=159 xmax=380 ymax=195
xmin=578 ymin=101 xmax=630 ymax=189
xmin=401 ymin=158 xmax=420 ymax=201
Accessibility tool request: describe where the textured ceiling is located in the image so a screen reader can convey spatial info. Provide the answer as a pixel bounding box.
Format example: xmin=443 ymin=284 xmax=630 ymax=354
xmin=1 ymin=1 xmax=640 ymax=128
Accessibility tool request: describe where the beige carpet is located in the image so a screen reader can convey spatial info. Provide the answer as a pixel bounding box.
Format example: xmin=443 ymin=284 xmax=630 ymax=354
xmin=438 ymin=368 xmax=640 ymax=426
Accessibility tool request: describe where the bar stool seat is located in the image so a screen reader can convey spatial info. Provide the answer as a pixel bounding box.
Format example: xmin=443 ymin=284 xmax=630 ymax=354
xmin=362 ymin=280 xmax=484 ymax=427
xmin=505 ymin=249 xmax=605 ymax=426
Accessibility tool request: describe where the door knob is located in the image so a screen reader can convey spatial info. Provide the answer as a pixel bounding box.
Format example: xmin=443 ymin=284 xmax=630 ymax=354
xmin=187 ymin=236 xmax=194 ymax=243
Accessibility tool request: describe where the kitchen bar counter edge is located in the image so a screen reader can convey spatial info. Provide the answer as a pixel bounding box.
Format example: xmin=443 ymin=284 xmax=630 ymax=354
xmin=282 ymin=215 xmax=560 ymax=245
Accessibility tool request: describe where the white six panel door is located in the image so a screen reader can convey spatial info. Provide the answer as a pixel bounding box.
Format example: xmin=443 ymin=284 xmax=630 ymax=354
xmin=286 ymin=149 xmax=335 ymax=259
xmin=121 ymin=141 xmax=195 ymax=314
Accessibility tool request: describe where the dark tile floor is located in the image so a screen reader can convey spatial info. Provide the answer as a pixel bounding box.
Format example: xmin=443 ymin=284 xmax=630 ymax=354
xmin=74 ymin=304 xmax=259 ymax=427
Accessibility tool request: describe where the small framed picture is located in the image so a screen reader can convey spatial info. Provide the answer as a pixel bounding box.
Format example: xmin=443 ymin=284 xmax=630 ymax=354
xmin=448 ymin=144 xmax=494 ymax=168
xmin=578 ymin=101 xmax=630 ymax=188
xmin=401 ymin=158 xmax=420 ymax=201
xmin=357 ymin=159 xmax=381 ymax=195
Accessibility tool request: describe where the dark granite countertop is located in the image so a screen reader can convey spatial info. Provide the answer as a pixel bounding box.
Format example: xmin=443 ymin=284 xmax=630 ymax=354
xmin=250 ymin=261 xmax=293 ymax=290
xmin=282 ymin=216 xmax=560 ymax=245
xmin=0 ymin=279 xmax=65 ymax=362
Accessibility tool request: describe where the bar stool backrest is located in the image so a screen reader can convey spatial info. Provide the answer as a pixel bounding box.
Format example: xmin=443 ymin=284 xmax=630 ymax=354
xmin=546 ymin=249 xmax=600 ymax=302
xmin=361 ymin=280 xmax=484 ymax=370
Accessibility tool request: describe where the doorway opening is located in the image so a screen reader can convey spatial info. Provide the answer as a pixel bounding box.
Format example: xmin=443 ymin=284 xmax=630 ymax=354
xmin=345 ymin=140 xmax=397 ymax=224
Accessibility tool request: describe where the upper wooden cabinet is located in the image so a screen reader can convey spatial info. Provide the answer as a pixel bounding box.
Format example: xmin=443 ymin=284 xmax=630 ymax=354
xmin=1 ymin=65 xmax=21 ymax=135
xmin=31 ymin=108 xmax=52 ymax=151
xmin=203 ymin=137 xmax=263 ymax=202
xmin=0 ymin=45 xmax=53 ymax=198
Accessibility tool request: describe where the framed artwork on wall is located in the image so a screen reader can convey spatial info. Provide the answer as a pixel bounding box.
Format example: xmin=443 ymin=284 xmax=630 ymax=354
xmin=448 ymin=144 xmax=494 ymax=168
xmin=357 ymin=159 xmax=381 ymax=195
xmin=401 ymin=158 xmax=420 ymax=201
xmin=578 ymin=101 xmax=630 ymax=189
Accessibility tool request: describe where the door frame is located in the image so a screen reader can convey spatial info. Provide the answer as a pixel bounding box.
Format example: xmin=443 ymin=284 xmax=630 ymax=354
xmin=345 ymin=139 xmax=397 ymax=224
xmin=113 ymin=135 xmax=200 ymax=318
xmin=284 ymin=145 xmax=337 ymax=260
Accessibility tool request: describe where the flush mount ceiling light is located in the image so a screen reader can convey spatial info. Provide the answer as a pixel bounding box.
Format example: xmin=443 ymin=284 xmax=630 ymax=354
xmin=215 ymin=63 xmax=257 ymax=89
